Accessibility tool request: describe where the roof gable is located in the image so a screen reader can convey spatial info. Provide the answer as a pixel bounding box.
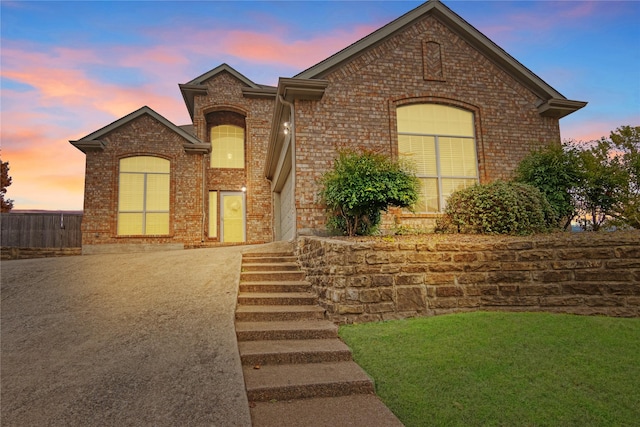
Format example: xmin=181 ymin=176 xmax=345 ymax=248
xmin=179 ymin=63 xmax=276 ymax=119
xmin=295 ymin=0 xmax=586 ymax=117
xmin=69 ymin=106 xmax=209 ymax=153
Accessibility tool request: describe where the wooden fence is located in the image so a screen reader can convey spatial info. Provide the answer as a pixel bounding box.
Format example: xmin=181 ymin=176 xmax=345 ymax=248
xmin=1 ymin=212 xmax=82 ymax=248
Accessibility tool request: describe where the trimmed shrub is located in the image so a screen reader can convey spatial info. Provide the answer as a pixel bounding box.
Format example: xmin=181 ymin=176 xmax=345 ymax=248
xmin=320 ymin=150 xmax=419 ymax=236
xmin=441 ymin=181 xmax=556 ymax=235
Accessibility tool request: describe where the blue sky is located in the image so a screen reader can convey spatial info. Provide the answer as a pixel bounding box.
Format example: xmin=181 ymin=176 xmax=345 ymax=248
xmin=1 ymin=0 xmax=639 ymax=210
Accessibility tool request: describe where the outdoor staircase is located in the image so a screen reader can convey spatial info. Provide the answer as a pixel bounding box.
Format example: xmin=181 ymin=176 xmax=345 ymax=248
xmin=235 ymin=248 xmax=403 ymax=426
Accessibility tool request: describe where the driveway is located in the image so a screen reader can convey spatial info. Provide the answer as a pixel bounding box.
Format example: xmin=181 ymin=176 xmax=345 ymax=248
xmin=1 ymin=246 xmax=253 ymax=426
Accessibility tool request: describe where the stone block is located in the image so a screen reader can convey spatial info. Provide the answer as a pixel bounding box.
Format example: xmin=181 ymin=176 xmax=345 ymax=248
xmin=540 ymin=296 xmax=584 ymax=307
xmin=520 ymin=285 xmax=561 ymax=296
xmin=345 ymin=288 xmax=359 ymax=301
xmin=431 ymin=298 xmax=458 ymax=309
xmin=498 ymin=285 xmax=520 ymax=296
xmin=396 ymin=286 xmax=427 ymax=311
xmin=614 ymin=246 xmax=640 ymax=259
xmin=453 ymin=253 xmax=478 ymax=263
xmin=574 ymin=270 xmax=632 ymax=282
xmin=380 ymin=288 xmax=394 ymax=301
xmin=367 ymin=302 xmax=395 ymax=313
xmin=516 ymin=250 xmax=554 ymax=261
xmin=605 ymin=259 xmax=640 ymax=269
xmin=429 ymin=263 xmax=465 ymax=272
xmin=400 ymin=265 xmax=429 ymax=273
xmin=396 ymin=274 xmax=425 ymax=286
xmin=366 ymin=252 xmax=390 ymax=265
xmin=551 ymin=260 xmax=603 ymax=270
xmin=371 ymin=275 xmax=394 ymax=286
xmin=359 ymin=289 xmax=381 ymax=303
xmin=435 ymin=286 xmax=463 ymax=297
xmin=561 ymin=283 xmax=602 ymax=295
xmin=558 ymin=248 xmax=615 ymax=260
xmin=457 ymin=297 xmax=481 ymax=308
xmin=532 ymin=270 xmax=573 ymax=283
xmin=347 ymin=275 xmax=372 ymax=287
xmin=583 ymin=296 xmax=624 ymax=307
xmin=338 ymin=304 xmax=365 ymax=314
xmin=487 ymin=271 xmax=530 ymax=283
xmin=425 ymin=273 xmax=456 ymax=285
xmin=457 ymin=272 xmax=488 ymax=284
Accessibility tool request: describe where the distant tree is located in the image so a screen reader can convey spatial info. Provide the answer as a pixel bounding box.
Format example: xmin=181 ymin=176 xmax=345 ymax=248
xmin=1 ymin=157 xmax=14 ymax=212
xmin=605 ymin=125 xmax=640 ymax=228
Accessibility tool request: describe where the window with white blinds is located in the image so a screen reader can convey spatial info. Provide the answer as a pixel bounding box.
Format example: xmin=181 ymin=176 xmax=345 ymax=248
xmin=397 ymin=104 xmax=478 ymax=212
xmin=210 ymin=125 xmax=245 ymax=168
xmin=118 ymin=156 xmax=170 ymax=235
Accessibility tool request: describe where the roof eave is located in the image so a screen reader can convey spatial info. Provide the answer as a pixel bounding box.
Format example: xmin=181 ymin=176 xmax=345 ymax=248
xmin=179 ymin=84 xmax=208 ymax=120
xmin=69 ymin=139 xmax=106 ymax=153
xmin=538 ymin=99 xmax=588 ymax=119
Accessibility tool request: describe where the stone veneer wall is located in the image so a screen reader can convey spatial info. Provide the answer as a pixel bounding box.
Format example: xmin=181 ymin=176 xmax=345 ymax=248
xmin=296 ymin=232 xmax=640 ymax=323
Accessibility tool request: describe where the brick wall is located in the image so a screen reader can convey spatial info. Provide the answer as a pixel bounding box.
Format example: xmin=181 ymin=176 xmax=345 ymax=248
xmin=293 ymin=14 xmax=562 ymax=235
xmin=296 ymin=232 xmax=640 ymax=323
xmin=193 ymin=71 xmax=274 ymax=244
xmin=82 ymin=115 xmax=204 ymax=248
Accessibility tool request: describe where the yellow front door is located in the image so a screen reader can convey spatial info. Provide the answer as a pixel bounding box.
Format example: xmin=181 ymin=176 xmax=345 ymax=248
xmin=221 ymin=192 xmax=245 ymax=242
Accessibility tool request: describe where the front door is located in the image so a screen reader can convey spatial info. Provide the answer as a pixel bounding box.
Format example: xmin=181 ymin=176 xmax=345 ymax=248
xmin=220 ymin=192 xmax=245 ymax=243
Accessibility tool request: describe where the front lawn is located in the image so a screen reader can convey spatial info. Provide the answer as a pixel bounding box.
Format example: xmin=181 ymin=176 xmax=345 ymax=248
xmin=339 ymin=312 xmax=640 ymax=426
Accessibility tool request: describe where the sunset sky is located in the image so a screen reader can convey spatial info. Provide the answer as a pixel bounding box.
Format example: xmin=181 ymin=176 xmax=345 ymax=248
xmin=1 ymin=0 xmax=639 ymax=211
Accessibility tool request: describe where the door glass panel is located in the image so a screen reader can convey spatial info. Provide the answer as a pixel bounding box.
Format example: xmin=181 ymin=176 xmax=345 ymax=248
xmin=222 ymin=194 xmax=244 ymax=242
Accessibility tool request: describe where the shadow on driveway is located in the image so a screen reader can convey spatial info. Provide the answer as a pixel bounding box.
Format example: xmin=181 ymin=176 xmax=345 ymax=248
xmin=1 ymin=246 xmax=252 ymax=426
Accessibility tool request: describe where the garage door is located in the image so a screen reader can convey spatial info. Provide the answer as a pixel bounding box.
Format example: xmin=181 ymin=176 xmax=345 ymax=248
xmin=279 ymin=171 xmax=295 ymax=241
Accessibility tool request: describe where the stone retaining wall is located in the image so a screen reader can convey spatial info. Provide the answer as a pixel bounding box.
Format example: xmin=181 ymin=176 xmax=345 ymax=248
xmin=296 ymin=232 xmax=640 ymax=323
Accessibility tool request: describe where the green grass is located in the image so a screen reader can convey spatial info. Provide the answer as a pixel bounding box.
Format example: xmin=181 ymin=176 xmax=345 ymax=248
xmin=339 ymin=312 xmax=640 ymax=427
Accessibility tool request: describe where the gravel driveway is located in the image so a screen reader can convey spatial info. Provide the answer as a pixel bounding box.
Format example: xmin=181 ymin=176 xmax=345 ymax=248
xmin=1 ymin=246 xmax=252 ymax=426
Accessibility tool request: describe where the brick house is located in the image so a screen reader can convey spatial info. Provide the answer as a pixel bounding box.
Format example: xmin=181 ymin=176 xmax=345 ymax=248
xmin=71 ymin=0 xmax=586 ymax=253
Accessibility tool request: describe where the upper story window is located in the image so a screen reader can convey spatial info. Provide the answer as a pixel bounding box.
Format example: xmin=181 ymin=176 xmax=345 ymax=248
xmin=397 ymin=104 xmax=478 ymax=212
xmin=210 ymin=124 xmax=245 ymax=168
xmin=207 ymin=111 xmax=246 ymax=169
xmin=118 ymin=156 xmax=170 ymax=235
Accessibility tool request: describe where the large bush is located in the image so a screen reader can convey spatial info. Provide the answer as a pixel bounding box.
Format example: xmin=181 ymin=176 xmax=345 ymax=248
xmin=441 ymin=181 xmax=556 ymax=235
xmin=320 ymin=150 xmax=419 ymax=236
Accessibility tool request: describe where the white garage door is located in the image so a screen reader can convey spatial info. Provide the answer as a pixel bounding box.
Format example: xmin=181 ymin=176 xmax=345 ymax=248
xmin=279 ymin=171 xmax=295 ymax=241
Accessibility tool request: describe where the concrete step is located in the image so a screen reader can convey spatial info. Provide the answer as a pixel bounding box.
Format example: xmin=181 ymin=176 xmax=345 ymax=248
xmin=241 ymin=271 xmax=306 ymax=282
xmin=242 ymin=262 xmax=300 ymax=272
xmin=242 ymin=256 xmax=297 ymax=264
xmin=243 ymin=361 xmax=375 ymax=402
xmin=243 ymin=252 xmax=294 ymax=259
xmin=236 ymin=305 xmax=325 ymax=322
xmin=235 ymin=320 xmax=338 ymax=341
xmin=239 ymin=281 xmax=311 ymax=293
xmin=239 ymin=339 xmax=353 ymax=366
xmin=237 ymin=292 xmax=317 ymax=306
xmin=250 ymin=394 xmax=404 ymax=427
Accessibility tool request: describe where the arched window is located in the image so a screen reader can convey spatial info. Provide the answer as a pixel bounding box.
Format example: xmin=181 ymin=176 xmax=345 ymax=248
xmin=118 ymin=156 xmax=170 ymax=235
xmin=397 ymin=104 xmax=478 ymax=212
xmin=210 ymin=124 xmax=245 ymax=168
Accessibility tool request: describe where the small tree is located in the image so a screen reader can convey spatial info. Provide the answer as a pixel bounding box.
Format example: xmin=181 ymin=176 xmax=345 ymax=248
xmin=1 ymin=157 xmax=14 ymax=212
xmin=514 ymin=142 xmax=581 ymax=230
xmin=320 ymin=150 xmax=419 ymax=236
